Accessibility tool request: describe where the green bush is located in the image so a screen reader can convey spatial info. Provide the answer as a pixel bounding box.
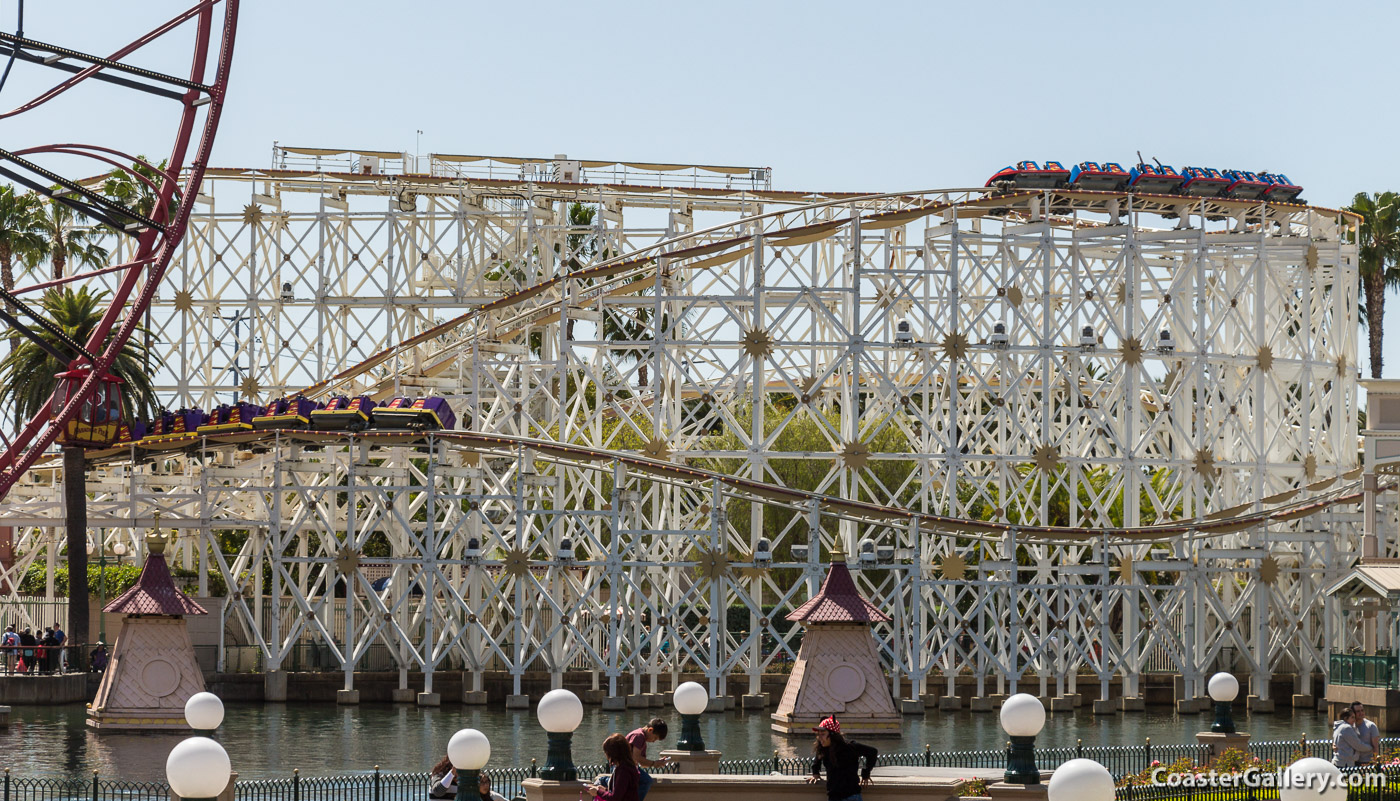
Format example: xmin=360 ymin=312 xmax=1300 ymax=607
xmin=17 ymin=563 xmax=227 ymax=597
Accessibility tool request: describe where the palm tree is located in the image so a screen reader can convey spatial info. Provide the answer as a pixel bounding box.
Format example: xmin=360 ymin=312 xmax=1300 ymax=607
xmin=561 ymin=202 xmax=599 ymax=342
xmin=602 ymin=283 xmax=662 ymax=389
xmin=103 ymin=157 xmax=173 ymax=375
xmin=0 ymin=285 xmax=157 ymax=424
xmin=1347 ymin=192 xmax=1400 ymax=378
xmin=0 ymin=285 xmax=156 ymax=651
xmin=34 ymin=194 xmax=109 ymax=280
xmin=560 ymin=202 xmax=675 ymax=390
xmin=101 ymin=156 xmax=172 ymax=222
xmin=0 ymin=186 xmax=48 ymax=345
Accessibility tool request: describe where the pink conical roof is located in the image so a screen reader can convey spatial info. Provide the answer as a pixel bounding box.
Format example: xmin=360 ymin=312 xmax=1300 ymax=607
xmin=786 ymin=556 xmax=890 ymax=624
xmin=103 ymin=548 xmax=207 ymax=616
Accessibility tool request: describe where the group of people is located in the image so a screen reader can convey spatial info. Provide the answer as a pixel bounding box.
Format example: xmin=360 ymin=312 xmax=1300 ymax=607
xmin=0 ymin=623 xmax=66 ymax=674
xmin=428 ymin=713 xmax=877 ymax=801
xmin=427 ymin=759 xmax=506 ymax=801
xmin=583 ymin=718 xmax=670 ymax=801
xmin=1333 ymin=700 xmax=1382 ymax=767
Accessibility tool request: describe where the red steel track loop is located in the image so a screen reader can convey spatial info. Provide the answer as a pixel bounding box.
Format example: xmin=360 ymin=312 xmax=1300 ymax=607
xmin=0 ymin=0 xmax=239 ymax=499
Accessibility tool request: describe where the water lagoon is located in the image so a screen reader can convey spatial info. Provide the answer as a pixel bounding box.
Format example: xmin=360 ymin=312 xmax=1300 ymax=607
xmin=0 ymin=703 xmax=1333 ymax=781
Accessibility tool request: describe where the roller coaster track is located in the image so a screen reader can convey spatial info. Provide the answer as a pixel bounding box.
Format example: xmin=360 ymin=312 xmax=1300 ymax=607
xmin=48 ymin=182 xmax=1364 ymax=543
xmin=294 ymin=184 xmax=1355 ymax=406
xmin=58 ymin=425 xmax=1373 ymax=546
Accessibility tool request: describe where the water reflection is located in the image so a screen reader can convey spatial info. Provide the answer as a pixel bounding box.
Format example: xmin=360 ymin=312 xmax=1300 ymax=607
xmin=0 ymin=703 xmax=1332 ymax=781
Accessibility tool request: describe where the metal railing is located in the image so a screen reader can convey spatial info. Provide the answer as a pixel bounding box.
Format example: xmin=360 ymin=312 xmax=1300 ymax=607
xmin=0 ymin=643 xmax=100 ymax=676
xmin=1332 ymin=653 xmax=1400 ymax=689
xmin=2 ymin=771 xmax=168 ymax=801
xmin=237 ymin=769 xmax=435 ymax=801
xmin=1116 ymin=765 xmax=1400 ymax=799
xmin=6 ymin=739 xmax=1399 ymax=801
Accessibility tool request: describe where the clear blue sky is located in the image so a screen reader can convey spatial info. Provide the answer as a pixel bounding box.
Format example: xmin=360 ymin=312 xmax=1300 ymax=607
xmin=9 ymin=0 xmax=1400 ymax=375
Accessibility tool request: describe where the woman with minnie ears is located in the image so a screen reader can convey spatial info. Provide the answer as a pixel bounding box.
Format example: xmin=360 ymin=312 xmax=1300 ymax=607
xmin=584 ymin=733 xmax=640 ymax=801
xmin=806 ymin=716 xmax=878 ymax=801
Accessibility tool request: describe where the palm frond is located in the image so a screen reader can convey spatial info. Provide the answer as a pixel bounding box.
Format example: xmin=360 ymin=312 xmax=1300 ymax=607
xmin=0 ymin=286 xmax=157 ymax=423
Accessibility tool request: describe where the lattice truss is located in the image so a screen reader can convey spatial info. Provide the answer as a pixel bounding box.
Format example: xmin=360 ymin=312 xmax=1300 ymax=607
xmin=0 ymin=171 xmax=1375 ymax=702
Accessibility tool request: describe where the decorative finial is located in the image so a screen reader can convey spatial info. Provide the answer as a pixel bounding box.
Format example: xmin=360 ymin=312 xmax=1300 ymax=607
xmin=146 ymin=512 xmax=168 ymax=555
xmin=831 ymin=543 xmax=847 ymax=562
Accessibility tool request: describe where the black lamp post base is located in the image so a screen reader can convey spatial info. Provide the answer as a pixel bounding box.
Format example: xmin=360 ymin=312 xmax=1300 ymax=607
xmin=453 ymin=769 xmax=482 ymax=801
xmin=1003 ymin=735 xmax=1040 ymax=785
xmin=675 ymin=713 xmax=705 ymax=752
xmin=539 ymin=731 xmax=578 ymax=781
xmin=1210 ymin=701 xmax=1236 ymax=733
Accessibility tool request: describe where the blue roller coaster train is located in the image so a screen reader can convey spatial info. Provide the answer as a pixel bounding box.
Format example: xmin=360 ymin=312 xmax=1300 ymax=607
xmin=985 ymin=160 xmax=1303 ymax=203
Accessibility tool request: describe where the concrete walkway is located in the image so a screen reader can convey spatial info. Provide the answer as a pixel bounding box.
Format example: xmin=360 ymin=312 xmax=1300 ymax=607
xmin=871 ymin=765 xmax=1005 ymax=780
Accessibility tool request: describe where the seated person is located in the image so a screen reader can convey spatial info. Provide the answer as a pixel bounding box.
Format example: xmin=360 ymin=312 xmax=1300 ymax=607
xmin=429 ymin=757 xmax=505 ymax=801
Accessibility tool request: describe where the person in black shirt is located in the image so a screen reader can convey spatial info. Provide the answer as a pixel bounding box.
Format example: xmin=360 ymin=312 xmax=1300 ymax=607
xmin=40 ymin=628 xmax=57 ymax=673
xmin=806 ymin=716 xmax=877 ymax=801
xmin=17 ymin=627 xmax=37 ymax=673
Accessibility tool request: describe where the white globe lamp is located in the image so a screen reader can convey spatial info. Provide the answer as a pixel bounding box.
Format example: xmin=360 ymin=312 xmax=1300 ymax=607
xmin=673 ymin=681 xmax=709 ymax=751
xmin=1279 ymin=757 xmax=1346 ymax=801
xmin=166 ymin=736 xmax=232 ymax=801
xmin=536 ymin=689 xmax=582 ymax=780
xmin=999 ymin=693 xmax=1046 ymax=736
xmin=184 ymin=692 xmax=224 ymax=731
xmin=1046 ymin=759 xmax=1114 ymax=801
xmin=999 ymin=693 xmax=1046 ymax=784
xmin=1207 ymin=672 xmax=1239 ymax=702
xmin=1207 ymin=672 xmax=1239 ymax=733
xmin=537 ymin=689 xmax=584 ymax=732
xmin=447 ymin=728 xmax=491 ymax=801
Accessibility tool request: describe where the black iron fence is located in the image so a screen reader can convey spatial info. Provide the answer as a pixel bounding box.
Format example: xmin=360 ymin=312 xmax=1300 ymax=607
xmin=1 ymin=772 xmax=167 ymax=801
xmin=5 ymin=739 xmax=1400 ymax=801
xmin=1117 ymin=765 xmax=1400 ymax=800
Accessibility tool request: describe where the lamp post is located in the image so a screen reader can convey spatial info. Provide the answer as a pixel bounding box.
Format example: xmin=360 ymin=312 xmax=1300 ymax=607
xmin=1279 ymin=757 xmax=1346 ymax=801
xmin=1046 ymin=759 xmax=1113 ymax=801
xmin=1196 ymin=671 xmax=1250 ymax=765
xmin=1207 ymin=672 xmax=1239 ymax=733
xmin=448 ymin=728 xmax=490 ymax=801
xmin=86 ymin=537 xmax=127 ymax=643
xmin=166 ymin=735 xmax=232 ymax=801
xmin=999 ymin=693 xmax=1046 ymax=785
xmin=536 ymin=689 xmax=583 ymax=780
xmin=185 ymin=692 xmax=225 ymax=732
xmin=673 ymin=681 xmax=708 ymax=751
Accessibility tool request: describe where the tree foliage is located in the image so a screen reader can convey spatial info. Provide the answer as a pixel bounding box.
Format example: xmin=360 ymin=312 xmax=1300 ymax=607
xmin=19 ymin=563 xmax=226 ymax=597
xmin=1347 ymin=191 xmax=1400 ymax=378
xmin=33 ymin=195 xmax=108 ymax=281
xmin=0 ymin=286 xmax=158 ymax=423
xmin=101 ymin=156 xmax=177 ymax=222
